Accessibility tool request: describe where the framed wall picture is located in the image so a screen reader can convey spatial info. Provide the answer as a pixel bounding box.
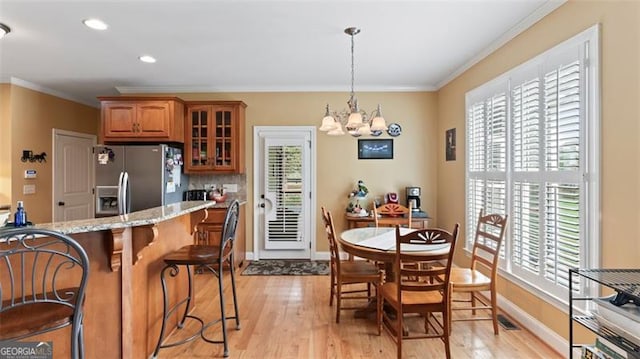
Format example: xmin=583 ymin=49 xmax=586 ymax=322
xmin=446 ymin=128 xmax=456 ymax=161
xmin=358 ymin=139 xmax=394 ymax=160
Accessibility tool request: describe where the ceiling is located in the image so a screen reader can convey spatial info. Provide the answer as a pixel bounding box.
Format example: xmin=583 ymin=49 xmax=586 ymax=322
xmin=0 ymin=0 xmax=563 ymax=107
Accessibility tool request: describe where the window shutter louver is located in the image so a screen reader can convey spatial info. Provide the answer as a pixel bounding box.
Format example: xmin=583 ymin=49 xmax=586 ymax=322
xmin=266 ymin=145 xmax=304 ymax=243
xmin=468 ymin=102 xmax=486 ymax=172
xmin=467 ymin=178 xmax=485 ymax=247
xmin=545 ymin=61 xmax=581 ymax=171
xmin=513 ymin=79 xmax=541 ymax=171
xmin=486 ymin=94 xmax=507 ymax=171
xmin=544 ymin=183 xmax=581 ymax=289
xmin=513 ymin=181 xmax=541 ymax=273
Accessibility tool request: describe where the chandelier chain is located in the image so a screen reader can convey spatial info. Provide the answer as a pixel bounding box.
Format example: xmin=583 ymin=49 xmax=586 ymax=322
xmin=350 ymin=31 xmax=355 ymax=98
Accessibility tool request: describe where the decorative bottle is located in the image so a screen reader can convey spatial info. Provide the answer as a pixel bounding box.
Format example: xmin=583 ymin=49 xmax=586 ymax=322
xmin=14 ymin=200 xmax=27 ymax=227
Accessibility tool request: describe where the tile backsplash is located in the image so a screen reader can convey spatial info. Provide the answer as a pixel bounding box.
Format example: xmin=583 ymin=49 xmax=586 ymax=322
xmin=189 ymin=174 xmax=247 ymax=201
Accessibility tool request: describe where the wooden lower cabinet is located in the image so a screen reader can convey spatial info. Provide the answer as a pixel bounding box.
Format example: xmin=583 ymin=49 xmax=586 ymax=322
xmin=197 ymin=204 xmax=246 ymax=268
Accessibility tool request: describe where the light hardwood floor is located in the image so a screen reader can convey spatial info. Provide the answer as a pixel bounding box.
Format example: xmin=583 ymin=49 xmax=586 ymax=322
xmin=157 ymin=269 xmax=562 ymax=358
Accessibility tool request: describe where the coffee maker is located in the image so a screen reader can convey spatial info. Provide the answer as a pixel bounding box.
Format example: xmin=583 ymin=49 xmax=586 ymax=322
xmin=406 ymin=187 xmax=422 ymax=213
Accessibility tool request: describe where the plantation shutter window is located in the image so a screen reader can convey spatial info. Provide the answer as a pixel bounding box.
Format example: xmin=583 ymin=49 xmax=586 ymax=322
xmin=465 ymin=26 xmax=599 ymax=302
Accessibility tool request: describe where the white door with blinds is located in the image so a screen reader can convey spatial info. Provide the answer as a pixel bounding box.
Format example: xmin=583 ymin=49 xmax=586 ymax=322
xmin=254 ymin=127 xmax=315 ymax=260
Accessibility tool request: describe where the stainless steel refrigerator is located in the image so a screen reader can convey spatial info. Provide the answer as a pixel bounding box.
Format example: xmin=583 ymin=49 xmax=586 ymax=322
xmin=94 ymin=144 xmax=186 ymax=217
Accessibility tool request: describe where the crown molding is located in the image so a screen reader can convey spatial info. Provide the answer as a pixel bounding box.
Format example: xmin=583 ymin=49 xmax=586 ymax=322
xmin=116 ymin=84 xmax=437 ymax=94
xmin=1 ymin=77 xmax=99 ymax=108
xmin=435 ymin=0 xmax=567 ymax=89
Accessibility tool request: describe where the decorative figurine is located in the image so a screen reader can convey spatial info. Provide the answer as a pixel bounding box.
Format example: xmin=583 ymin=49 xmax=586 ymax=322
xmin=346 ymin=180 xmax=370 ymax=216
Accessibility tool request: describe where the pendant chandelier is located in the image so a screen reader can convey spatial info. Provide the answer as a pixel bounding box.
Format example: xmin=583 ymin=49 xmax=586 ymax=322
xmin=319 ymin=27 xmax=387 ymax=137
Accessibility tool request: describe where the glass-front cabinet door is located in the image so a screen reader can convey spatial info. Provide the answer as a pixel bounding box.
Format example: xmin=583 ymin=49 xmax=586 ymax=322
xmin=214 ymin=106 xmax=234 ymax=170
xmin=188 ymin=105 xmax=213 ymax=170
xmin=185 ymin=102 xmax=246 ymax=174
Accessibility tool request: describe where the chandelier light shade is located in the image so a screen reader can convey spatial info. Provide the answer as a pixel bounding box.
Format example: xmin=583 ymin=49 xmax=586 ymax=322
xmin=369 ymin=105 xmax=388 ymax=132
xmin=319 ymin=27 xmax=387 ymax=137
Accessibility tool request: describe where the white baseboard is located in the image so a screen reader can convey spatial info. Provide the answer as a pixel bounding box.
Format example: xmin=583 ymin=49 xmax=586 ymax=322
xmin=245 ymin=251 xmax=333 ymax=261
xmin=495 ymin=292 xmax=569 ymax=358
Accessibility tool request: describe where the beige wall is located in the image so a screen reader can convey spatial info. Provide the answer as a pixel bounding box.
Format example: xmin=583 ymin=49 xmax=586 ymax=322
xmin=0 ymin=84 xmax=11 ymax=205
xmin=177 ymin=92 xmax=438 ymax=252
xmin=6 ymin=85 xmax=100 ymax=223
xmin=437 ymin=0 xmax=640 ymax=341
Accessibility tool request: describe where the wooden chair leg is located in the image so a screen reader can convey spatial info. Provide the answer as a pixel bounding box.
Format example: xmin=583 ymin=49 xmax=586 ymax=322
xmin=443 ymin=308 xmax=451 ymax=359
xmin=491 ymin=288 xmax=499 ymax=335
xmin=329 ymin=271 xmax=335 ymax=306
xmin=471 ymin=292 xmax=477 ymax=316
xmin=448 ymin=285 xmax=453 ymax=336
xmin=376 ymin=285 xmax=382 ymax=336
xmin=335 ymin=282 xmax=341 ymax=323
xmin=397 ymin=318 xmax=403 ymax=359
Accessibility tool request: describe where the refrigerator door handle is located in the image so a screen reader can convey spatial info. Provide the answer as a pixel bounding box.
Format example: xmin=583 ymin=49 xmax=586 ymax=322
xmin=122 ymin=171 xmax=130 ymax=215
xmin=117 ymin=172 xmax=125 ymax=215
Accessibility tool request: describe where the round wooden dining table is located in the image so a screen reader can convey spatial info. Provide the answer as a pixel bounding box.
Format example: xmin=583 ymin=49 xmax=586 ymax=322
xmin=338 ymin=226 xmax=450 ymax=263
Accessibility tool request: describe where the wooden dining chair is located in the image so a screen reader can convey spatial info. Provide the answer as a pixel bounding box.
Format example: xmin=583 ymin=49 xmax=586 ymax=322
xmin=377 ymin=224 xmax=459 ymax=359
xmin=448 ymin=209 xmax=508 ymax=335
xmin=321 ymin=207 xmax=384 ymax=324
xmin=373 ymin=203 xmax=412 ymax=228
xmin=374 ymin=203 xmax=418 ymax=276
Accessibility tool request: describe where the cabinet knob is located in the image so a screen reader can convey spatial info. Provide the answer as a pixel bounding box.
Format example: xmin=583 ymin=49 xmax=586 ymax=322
xmin=259 ymin=203 xmax=265 ymax=208
xmin=58 ymin=201 xmax=65 ymax=206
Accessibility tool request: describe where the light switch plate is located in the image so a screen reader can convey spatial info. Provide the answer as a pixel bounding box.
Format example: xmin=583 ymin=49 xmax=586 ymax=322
xmin=223 ymin=184 xmax=238 ymax=193
xmin=23 ymin=184 xmax=36 ymax=195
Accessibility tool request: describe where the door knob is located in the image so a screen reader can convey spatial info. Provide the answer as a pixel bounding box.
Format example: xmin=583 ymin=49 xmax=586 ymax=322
xmin=58 ymin=201 xmax=65 ymax=206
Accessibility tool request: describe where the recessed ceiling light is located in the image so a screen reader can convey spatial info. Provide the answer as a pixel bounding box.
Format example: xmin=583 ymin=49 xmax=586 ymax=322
xmin=139 ymin=55 xmax=156 ymax=64
xmin=83 ymin=18 xmax=108 ymax=31
xmin=0 ymin=23 xmax=11 ymax=39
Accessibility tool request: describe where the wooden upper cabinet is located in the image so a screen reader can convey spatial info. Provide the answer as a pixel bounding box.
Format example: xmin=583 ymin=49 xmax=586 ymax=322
xmin=185 ymin=101 xmax=246 ymax=174
xmin=99 ymin=97 xmax=185 ymax=143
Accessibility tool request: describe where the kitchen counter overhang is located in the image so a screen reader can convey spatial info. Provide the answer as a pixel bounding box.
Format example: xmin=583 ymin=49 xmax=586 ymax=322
xmin=34 ymin=201 xmax=215 ymax=272
xmin=34 ymin=200 xmax=214 ymax=235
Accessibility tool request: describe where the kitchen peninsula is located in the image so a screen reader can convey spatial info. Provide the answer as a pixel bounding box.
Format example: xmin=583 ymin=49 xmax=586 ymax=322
xmin=25 ymin=201 xmax=216 ymax=359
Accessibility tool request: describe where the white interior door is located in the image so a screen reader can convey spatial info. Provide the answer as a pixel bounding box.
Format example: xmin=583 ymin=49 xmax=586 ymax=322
xmin=254 ymin=127 xmax=316 ymax=260
xmin=53 ymin=129 xmax=96 ymax=221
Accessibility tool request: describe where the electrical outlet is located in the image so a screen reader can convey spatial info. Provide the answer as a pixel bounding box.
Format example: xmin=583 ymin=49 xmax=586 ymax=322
xmin=223 ymin=184 xmax=238 ymax=193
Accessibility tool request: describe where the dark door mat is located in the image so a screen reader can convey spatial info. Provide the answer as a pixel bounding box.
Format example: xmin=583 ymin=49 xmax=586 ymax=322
xmin=497 ymin=314 xmax=520 ymax=330
xmin=241 ymin=260 xmax=329 ymax=276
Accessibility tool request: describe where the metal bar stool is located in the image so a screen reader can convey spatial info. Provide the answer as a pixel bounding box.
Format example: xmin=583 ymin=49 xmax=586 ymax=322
xmin=153 ymin=200 xmax=241 ymax=358
xmin=0 ymin=228 xmax=90 ymax=359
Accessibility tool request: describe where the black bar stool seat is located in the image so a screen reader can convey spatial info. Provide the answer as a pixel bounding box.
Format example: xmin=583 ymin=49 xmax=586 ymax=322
xmin=163 ymin=244 xmax=224 ymax=265
xmin=153 ymin=200 xmax=241 ymax=358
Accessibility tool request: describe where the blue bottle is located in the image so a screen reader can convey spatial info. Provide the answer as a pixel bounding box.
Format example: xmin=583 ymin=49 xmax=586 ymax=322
xmin=14 ymin=201 xmax=26 ymax=227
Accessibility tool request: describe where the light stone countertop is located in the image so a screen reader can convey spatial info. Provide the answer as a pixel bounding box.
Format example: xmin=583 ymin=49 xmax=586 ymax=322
xmin=32 ymin=201 xmax=218 ymax=235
